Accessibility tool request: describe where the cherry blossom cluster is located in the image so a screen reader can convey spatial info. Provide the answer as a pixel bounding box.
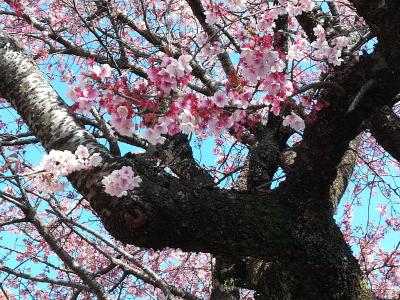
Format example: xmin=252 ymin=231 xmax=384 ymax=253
xmin=29 ymin=146 xmax=102 ymax=194
xmin=101 ymin=166 xmax=142 ymax=197
xmin=282 ymin=112 xmax=305 ymax=131
xmin=67 ymin=64 xmax=112 ymax=112
xmin=340 ymin=206 xmax=400 ymax=298
xmin=205 ymin=0 xmax=315 ymax=24
xmin=147 ymin=54 xmax=193 ymax=94
xmin=280 ymin=0 xmax=315 ymax=16
xmin=337 ymin=132 xmax=400 ymax=297
xmin=140 ymin=93 xmax=252 ymax=145
xmin=62 ymin=23 xmax=311 ymax=146
xmin=139 ymin=88 xmax=304 ymax=145
xmin=241 ymin=48 xmax=286 ymax=83
xmin=67 ymin=63 xmax=140 ymax=137
xmin=195 ymin=33 xmax=223 ymax=56
xmin=311 ymin=25 xmax=350 ymax=66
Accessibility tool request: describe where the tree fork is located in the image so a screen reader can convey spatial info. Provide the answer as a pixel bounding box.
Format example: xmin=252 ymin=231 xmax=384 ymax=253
xmin=0 ymin=30 xmax=376 ymax=299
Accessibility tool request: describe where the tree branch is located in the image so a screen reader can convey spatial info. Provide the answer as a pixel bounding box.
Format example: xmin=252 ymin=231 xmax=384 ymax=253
xmin=369 ymin=105 xmax=400 ymax=163
xmin=185 ymin=0 xmax=236 ymax=76
xmin=150 ymin=133 xmax=214 ymax=186
xmin=0 ymin=264 xmax=90 ymax=291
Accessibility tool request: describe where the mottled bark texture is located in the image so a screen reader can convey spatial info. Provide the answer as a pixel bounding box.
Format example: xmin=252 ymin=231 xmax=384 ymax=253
xmin=329 ymin=137 xmax=360 ymax=212
xmin=369 ymin=106 xmax=400 ymax=162
xmin=1 ymin=0 xmax=400 ymax=296
xmin=149 ymin=133 xmax=214 ymax=186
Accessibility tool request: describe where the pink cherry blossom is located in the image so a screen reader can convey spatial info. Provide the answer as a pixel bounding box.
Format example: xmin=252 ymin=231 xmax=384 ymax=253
xmin=102 ymin=166 xmax=142 ymax=197
xmin=282 ymin=112 xmax=305 ymax=131
xmin=143 ymin=128 xmax=166 ymax=145
xmin=204 ymin=7 xmax=219 ymax=25
xmin=212 ymin=91 xmax=229 ymax=108
xmin=30 ymin=147 xmax=102 ymax=194
xmin=75 ymin=145 xmax=90 ymax=159
xmin=92 ymin=64 xmax=112 ymax=78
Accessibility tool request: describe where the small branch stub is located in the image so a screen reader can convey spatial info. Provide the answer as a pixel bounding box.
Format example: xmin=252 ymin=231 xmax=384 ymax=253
xmin=124 ymin=208 xmax=147 ymax=229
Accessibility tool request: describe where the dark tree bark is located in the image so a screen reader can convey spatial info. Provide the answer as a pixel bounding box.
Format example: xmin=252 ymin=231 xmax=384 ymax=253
xmin=369 ymin=106 xmax=400 ymax=162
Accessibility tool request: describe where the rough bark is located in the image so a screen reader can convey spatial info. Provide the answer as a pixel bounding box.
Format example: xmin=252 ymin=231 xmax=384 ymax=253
xmin=210 ymin=256 xmax=241 ymax=300
xmin=329 ymin=136 xmax=361 ymax=212
xmin=369 ymin=106 xmax=400 ymax=162
xmin=247 ymin=126 xmax=281 ymax=191
xmin=150 ymin=133 xmax=214 ymax=186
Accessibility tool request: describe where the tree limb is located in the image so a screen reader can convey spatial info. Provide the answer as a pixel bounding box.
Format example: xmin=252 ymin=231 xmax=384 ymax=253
xmin=369 ymin=105 xmax=400 ymax=163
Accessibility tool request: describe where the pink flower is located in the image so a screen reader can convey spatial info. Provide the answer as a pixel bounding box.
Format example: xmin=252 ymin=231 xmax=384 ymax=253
xmin=212 ymin=92 xmax=229 ymax=108
xmin=313 ymin=25 xmax=326 ymax=40
xmin=376 ymin=204 xmax=387 ymax=216
xmin=75 ymin=145 xmax=89 ymax=159
xmin=89 ymin=153 xmax=102 ymax=167
xmin=102 ymin=166 xmax=142 ymax=197
xmin=226 ymin=0 xmax=246 ymax=9
xmin=148 ymin=68 xmax=178 ymax=94
xmin=116 ymin=106 xmax=129 ymax=118
xmin=205 ymin=8 xmax=219 ymax=25
xmin=66 ymin=86 xmax=78 ymax=101
xmin=92 ymin=64 xmax=112 ymax=78
xmin=110 ymin=115 xmax=135 ymax=136
xmin=240 ymin=48 xmax=284 ymax=83
xmin=282 ymin=112 xmax=305 ymax=131
xmin=332 ymin=36 xmax=350 ymax=49
xmin=143 ymin=128 xmax=166 ymax=145
xmin=179 ymin=110 xmax=196 ymax=134
xmin=75 ymin=97 xmax=95 ymax=112
xmin=178 ymin=55 xmax=192 ymax=73
xmin=82 ymin=86 xmax=99 ymax=99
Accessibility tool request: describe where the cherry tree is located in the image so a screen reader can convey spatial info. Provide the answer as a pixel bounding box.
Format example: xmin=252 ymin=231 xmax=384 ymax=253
xmin=0 ymin=0 xmax=399 ymax=298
